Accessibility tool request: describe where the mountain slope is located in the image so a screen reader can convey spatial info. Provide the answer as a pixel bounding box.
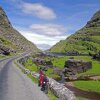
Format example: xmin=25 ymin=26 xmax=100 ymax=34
xmin=49 ymin=10 xmax=100 ymax=54
xmin=0 ymin=6 xmax=40 ymax=55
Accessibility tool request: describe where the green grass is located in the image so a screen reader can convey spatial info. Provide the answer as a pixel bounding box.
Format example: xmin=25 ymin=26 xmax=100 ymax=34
xmin=77 ymin=96 xmax=89 ymax=100
xmin=16 ymin=59 xmax=58 ymax=100
xmin=24 ymin=58 xmax=38 ymax=72
xmin=23 ymin=56 xmax=100 ymax=98
xmin=74 ymin=80 xmax=100 ymax=93
xmin=0 ymin=34 xmax=19 ymax=50
xmin=91 ymin=36 xmax=100 ymax=43
xmin=47 ymin=90 xmax=58 ymax=100
xmin=0 ymin=54 xmax=5 ymax=59
xmin=27 ymin=74 xmax=38 ymax=83
xmin=49 ymin=25 xmax=100 ymax=53
xmin=24 ymin=57 xmax=60 ymax=78
xmin=51 ymin=56 xmax=100 ymax=94
xmin=50 ymin=56 xmax=100 ymax=76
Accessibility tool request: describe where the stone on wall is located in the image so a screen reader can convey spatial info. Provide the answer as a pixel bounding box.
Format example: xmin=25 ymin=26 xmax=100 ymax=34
xmin=49 ymin=78 xmax=76 ymax=100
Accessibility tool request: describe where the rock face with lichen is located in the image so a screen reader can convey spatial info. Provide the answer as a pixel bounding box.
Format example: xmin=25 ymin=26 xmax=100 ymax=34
xmin=0 ymin=6 xmax=40 ymax=55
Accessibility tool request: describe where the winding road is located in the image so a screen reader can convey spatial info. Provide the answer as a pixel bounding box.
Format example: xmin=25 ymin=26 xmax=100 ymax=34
xmin=0 ymin=56 xmax=49 ymax=100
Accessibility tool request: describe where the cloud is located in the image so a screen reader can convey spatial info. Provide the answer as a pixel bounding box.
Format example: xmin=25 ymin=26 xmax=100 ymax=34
xmin=36 ymin=44 xmax=51 ymax=50
xmin=21 ymin=2 xmax=56 ymax=20
xmin=30 ymin=24 xmax=66 ymax=37
xmin=18 ymin=29 xmax=67 ymax=50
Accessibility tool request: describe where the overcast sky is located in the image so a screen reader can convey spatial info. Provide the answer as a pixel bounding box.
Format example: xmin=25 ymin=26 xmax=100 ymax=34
xmin=0 ymin=0 xmax=100 ymax=50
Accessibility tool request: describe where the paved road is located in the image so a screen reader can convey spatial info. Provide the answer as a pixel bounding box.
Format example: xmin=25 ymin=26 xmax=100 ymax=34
xmin=0 ymin=57 xmax=49 ymax=100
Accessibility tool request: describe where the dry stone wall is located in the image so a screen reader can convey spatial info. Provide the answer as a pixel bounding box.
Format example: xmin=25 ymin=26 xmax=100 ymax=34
xmin=17 ymin=56 xmax=77 ymax=100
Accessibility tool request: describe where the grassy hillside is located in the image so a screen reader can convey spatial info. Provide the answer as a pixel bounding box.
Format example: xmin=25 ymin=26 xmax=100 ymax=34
xmin=0 ymin=6 xmax=40 ymax=55
xmin=49 ymin=10 xmax=100 ymax=54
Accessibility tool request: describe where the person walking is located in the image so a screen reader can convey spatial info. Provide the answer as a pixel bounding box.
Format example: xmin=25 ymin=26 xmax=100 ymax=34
xmin=38 ymin=68 xmax=45 ymax=87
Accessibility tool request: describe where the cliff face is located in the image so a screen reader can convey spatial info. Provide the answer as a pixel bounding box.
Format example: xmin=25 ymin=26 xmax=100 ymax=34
xmin=0 ymin=7 xmax=40 ymax=55
xmin=49 ymin=10 xmax=100 ymax=54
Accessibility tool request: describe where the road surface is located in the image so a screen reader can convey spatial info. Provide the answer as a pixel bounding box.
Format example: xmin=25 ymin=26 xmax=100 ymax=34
xmin=0 ymin=57 xmax=49 ymax=100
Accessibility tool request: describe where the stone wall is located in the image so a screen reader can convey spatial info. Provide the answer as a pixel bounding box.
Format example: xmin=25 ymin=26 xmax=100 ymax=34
xmin=17 ymin=56 xmax=77 ymax=100
xmin=49 ymin=78 xmax=76 ymax=100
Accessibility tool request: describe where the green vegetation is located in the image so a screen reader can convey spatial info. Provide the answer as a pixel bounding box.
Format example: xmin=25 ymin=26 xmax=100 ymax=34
xmin=24 ymin=58 xmax=38 ymax=72
xmin=0 ymin=54 xmax=5 ymax=59
xmin=0 ymin=7 xmax=40 ymax=56
xmin=77 ymin=96 xmax=88 ymax=100
xmin=74 ymin=80 xmax=100 ymax=93
xmin=23 ymin=58 xmax=58 ymax=78
xmin=49 ymin=56 xmax=100 ymax=94
xmin=48 ymin=56 xmax=100 ymax=76
xmin=27 ymin=74 xmax=38 ymax=83
xmin=15 ymin=59 xmax=58 ymax=100
xmin=23 ymin=55 xmax=100 ymax=98
xmin=0 ymin=34 xmax=18 ymax=49
xmin=47 ymin=90 xmax=58 ymax=100
xmin=49 ymin=11 xmax=100 ymax=54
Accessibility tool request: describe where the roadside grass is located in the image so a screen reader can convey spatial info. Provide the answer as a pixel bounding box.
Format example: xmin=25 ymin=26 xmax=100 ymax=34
xmin=22 ymin=56 xmax=100 ymax=98
xmin=0 ymin=54 xmax=5 ymax=59
xmin=47 ymin=90 xmax=59 ymax=100
xmin=24 ymin=58 xmax=38 ymax=72
xmin=0 ymin=53 xmax=16 ymax=59
xmin=77 ymin=96 xmax=88 ymax=100
xmin=15 ymin=59 xmax=58 ymax=100
xmin=74 ymin=80 xmax=100 ymax=93
xmin=27 ymin=73 xmax=58 ymax=100
xmin=24 ymin=58 xmax=60 ymax=79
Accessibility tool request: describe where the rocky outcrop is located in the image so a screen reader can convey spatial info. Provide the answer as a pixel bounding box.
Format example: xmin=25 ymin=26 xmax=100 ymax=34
xmin=18 ymin=56 xmax=30 ymax=65
xmin=0 ymin=7 xmax=12 ymax=28
xmin=86 ymin=10 xmax=100 ymax=28
xmin=64 ymin=59 xmax=92 ymax=74
xmin=33 ymin=58 xmax=53 ymax=68
xmin=0 ymin=44 xmax=10 ymax=55
xmin=92 ymin=52 xmax=100 ymax=61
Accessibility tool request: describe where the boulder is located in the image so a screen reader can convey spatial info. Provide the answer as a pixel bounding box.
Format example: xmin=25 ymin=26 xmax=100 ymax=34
xmin=64 ymin=59 xmax=92 ymax=74
xmin=0 ymin=44 xmax=10 ymax=55
xmin=92 ymin=53 xmax=100 ymax=61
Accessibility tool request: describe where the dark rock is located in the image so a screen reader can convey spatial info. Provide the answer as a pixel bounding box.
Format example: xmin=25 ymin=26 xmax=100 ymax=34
xmin=66 ymin=50 xmax=79 ymax=56
xmin=86 ymin=10 xmax=100 ymax=28
xmin=0 ymin=44 xmax=10 ymax=55
xmin=64 ymin=59 xmax=92 ymax=74
xmin=92 ymin=53 xmax=100 ymax=61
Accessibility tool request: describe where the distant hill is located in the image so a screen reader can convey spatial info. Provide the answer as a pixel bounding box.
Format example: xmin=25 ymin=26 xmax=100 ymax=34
xmin=49 ymin=10 xmax=100 ymax=54
xmin=0 ymin=7 xmax=40 ymax=55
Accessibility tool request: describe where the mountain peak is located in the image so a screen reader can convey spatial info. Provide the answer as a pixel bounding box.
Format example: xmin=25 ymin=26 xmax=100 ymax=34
xmin=91 ymin=10 xmax=100 ymax=20
xmin=86 ymin=10 xmax=100 ymax=28
xmin=0 ymin=6 xmax=40 ymax=55
xmin=0 ymin=6 xmax=12 ymax=28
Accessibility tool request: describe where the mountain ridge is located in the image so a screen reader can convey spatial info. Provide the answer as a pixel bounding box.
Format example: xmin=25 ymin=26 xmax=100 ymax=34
xmin=0 ymin=6 xmax=40 ymax=55
xmin=49 ymin=10 xmax=100 ymax=54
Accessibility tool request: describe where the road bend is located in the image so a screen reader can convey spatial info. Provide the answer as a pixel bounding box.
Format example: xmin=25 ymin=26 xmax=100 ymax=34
xmin=0 ymin=57 xmax=49 ymax=100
